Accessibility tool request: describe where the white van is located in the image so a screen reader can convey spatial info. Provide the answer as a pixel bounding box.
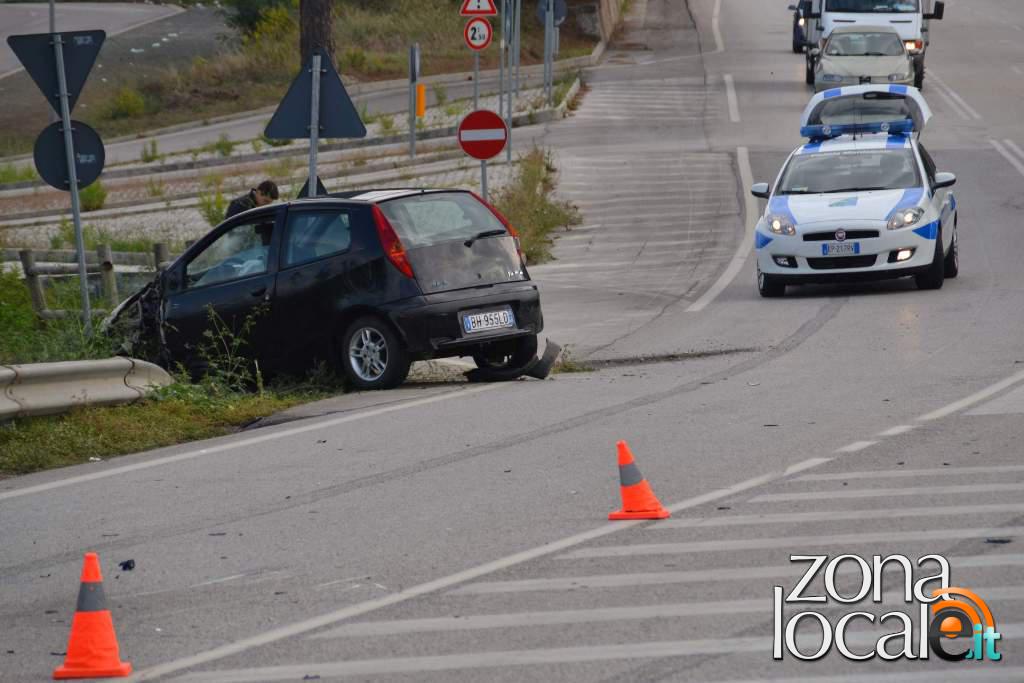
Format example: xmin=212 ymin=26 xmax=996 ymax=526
xmin=793 ymin=0 xmax=945 ymax=88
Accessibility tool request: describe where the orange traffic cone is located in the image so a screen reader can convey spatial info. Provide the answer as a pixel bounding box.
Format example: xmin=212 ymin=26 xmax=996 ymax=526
xmin=53 ymin=553 xmax=132 ymax=680
xmin=609 ymin=440 xmax=671 ymax=520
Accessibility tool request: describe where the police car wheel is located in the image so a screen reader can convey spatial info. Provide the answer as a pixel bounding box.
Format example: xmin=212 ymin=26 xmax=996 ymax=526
xmin=758 ymin=268 xmax=786 ymax=298
xmin=915 ymin=231 xmax=946 ymax=290
xmin=944 ymin=225 xmax=959 ymax=278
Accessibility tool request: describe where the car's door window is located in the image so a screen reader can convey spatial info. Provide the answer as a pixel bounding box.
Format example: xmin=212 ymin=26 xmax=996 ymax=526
xmin=283 ymin=210 xmax=353 ymax=267
xmin=918 ymin=144 xmax=938 ymax=186
xmin=186 ymin=219 xmax=275 ymax=288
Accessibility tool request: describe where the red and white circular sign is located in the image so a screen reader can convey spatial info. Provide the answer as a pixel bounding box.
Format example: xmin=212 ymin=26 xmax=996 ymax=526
xmin=458 ymin=109 xmax=508 ymax=160
xmin=464 ymin=18 xmax=493 ymax=51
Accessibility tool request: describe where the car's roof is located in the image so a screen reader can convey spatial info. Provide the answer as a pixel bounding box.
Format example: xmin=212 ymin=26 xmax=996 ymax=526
xmin=794 ymin=132 xmax=915 ymax=156
xmin=829 ymin=25 xmax=900 ymax=36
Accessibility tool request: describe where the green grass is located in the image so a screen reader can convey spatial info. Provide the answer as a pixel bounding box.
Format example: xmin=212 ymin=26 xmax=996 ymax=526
xmin=0 ymin=163 xmax=38 ymax=185
xmin=50 ymin=218 xmax=155 ymax=253
xmin=494 ymin=147 xmax=581 ymax=264
xmin=79 ymin=181 xmax=108 ymax=212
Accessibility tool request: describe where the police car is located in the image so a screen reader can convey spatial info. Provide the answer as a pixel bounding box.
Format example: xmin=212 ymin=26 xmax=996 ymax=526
xmin=751 ymin=85 xmax=958 ymax=297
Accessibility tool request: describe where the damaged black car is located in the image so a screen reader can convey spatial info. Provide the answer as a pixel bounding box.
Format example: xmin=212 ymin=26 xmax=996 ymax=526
xmin=105 ymin=189 xmax=551 ymax=390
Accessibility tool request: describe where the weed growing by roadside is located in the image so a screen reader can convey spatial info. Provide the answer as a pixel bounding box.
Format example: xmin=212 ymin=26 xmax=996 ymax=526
xmin=251 ymin=138 xmax=264 ymax=154
xmin=79 ymin=181 xmax=108 ymax=212
xmin=432 ymin=83 xmax=448 ymax=107
xmin=140 ymin=139 xmax=161 ymax=163
xmin=358 ymin=102 xmax=379 ymax=126
xmin=444 ymin=102 xmax=467 ymax=118
xmin=260 ymin=132 xmax=292 ymax=148
xmin=52 ymin=218 xmax=153 ymax=253
xmin=198 ymin=174 xmax=228 ymax=227
xmin=264 ymin=154 xmax=301 ymax=181
xmin=0 ymin=163 xmax=38 ymax=185
xmin=208 ymin=134 xmax=236 ymax=158
xmin=105 ymin=86 xmax=147 ymax=120
xmin=145 ymin=177 xmax=167 ymax=198
xmin=552 ymin=346 xmax=593 ymax=373
xmin=377 ymin=113 xmax=396 ymax=135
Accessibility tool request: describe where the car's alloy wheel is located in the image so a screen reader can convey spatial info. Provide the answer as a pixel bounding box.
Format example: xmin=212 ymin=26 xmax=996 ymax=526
xmin=341 ymin=316 xmax=411 ymax=390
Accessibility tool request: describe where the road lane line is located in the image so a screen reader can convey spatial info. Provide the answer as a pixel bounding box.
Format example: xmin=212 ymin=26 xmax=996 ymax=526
xmin=836 ymin=441 xmax=875 ymax=453
xmin=653 ymin=503 xmax=1024 ymax=528
xmin=724 ymin=74 xmax=740 ymax=122
xmin=878 ymin=424 xmax=915 ymax=436
xmin=928 ymin=72 xmax=983 ymax=120
xmin=917 ymin=367 xmax=1024 ymax=421
xmin=797 ymin=464 xmax=1024 ymax=481
xmin=686 ymin=146 xmax=755 ymax=312
xmin=451 ymin=554 xmax=1024 ymax=594
xmin=929 ymin=82 xmax=972 ymax=120
xmin=1003 ymin=139 xmax=1024 ymax=167
xmin=131 ymin=457 xmax=828 ymax=680
xmin=0 ymin=385 xmax=499 ymax=503
xmin=753 ymin=483 xmax=1024 ymax=503
xmin=990 ymin=139 xmax=1024 ymax=178
xmin=168 ymin=629 xmax=1024 ymax=681
xmin=558 ymin=527 xmax=1024 ymax=559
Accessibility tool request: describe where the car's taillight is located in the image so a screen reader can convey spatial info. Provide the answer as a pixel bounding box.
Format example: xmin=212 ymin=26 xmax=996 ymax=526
xmin=372 ymin=205 xmax=414 ymax=278
xmin=471 ymin=192 xmax=525 ymax=263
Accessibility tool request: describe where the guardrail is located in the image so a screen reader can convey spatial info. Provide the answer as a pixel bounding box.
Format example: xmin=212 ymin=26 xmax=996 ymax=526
xmin=0 ymin=358 xmax=172 ymax=421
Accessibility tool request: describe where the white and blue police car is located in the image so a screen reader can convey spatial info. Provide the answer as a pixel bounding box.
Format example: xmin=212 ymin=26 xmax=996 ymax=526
xmin=751 ymin=85 xmax=959 ymax=298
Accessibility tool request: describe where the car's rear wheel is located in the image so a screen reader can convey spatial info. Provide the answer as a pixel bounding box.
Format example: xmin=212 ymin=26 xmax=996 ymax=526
xmin=943 ymin=224 xmax=959 ymax=278
xmin=341 ymin=316 xmax=411 ymax=390
xmin=805 ymin=56 xmax=816 ymax=85
xmin=472 ymin=334 xmax=538 ymax=371
xmin=915 ymin=232 xmax=946 ymax=290
xmin=758 ymin=268 xmax=786 ymax=298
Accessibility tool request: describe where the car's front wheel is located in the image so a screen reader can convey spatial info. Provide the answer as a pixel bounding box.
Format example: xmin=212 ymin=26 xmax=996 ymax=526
xmin=915 ymin=232 xmax=946 ymax=290
xmin=758 ymin=267 xmax=786 ymax=298
xmin=944 ymin=223 xmax=959 ymax=278
xmin=472 ymin=334 xmax=538 ymax=371
xmin=341 ymin=316 xmax=411 ymax=390
xmin=805 ymin=56 xmax=816 ymax=85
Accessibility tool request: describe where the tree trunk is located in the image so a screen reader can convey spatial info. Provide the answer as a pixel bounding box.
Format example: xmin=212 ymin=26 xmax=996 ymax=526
xmin=300 ymin=0 xmax=335 ymax=65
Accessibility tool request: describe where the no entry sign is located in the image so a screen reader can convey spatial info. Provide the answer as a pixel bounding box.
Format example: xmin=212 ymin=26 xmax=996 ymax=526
xmin=464 ymin=18 xmax=493 ymax=51
xmin=458 ymin=110 xmax=508 ymax=160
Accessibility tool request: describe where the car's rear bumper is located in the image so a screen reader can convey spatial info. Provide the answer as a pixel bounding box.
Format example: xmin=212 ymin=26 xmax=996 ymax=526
xmin=384 ymin=281 xmax=544 ymax=357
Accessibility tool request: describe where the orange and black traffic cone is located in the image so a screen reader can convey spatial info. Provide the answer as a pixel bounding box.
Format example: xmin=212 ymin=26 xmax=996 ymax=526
xmin=609 ymin=440 xmax=671 ymax=520
xmin=53 ymin=552 xmax=132 ymax=680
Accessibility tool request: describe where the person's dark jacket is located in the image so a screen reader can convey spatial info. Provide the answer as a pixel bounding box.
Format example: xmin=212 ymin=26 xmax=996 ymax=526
xmin=225 ymin=190 xmax=258 ymax=220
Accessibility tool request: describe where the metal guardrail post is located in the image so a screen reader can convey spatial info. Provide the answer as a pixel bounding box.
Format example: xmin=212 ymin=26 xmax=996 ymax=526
xmin=97 ymin=244 xmax=118 ymax=307
xmin=18 ymin=250 xmax=48 ymax=316
xmin=154 ymin=242 xmax=170 ymax=271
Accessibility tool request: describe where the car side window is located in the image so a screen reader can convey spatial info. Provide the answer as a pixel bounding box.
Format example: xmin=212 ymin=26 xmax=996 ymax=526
xmin=918 ymin=144 xmax=937 ymax=185
xmin=283 ymin=210 xmax=353 ymax=267
xmin=186 ymin=219 xmax=275 ymax=288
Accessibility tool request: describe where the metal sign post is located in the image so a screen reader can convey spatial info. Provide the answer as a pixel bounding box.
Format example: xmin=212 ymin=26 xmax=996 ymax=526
xmin=498 ymin=0 xmax=505 ymax=143
xmin=307 ymin=52 xmax=321 ymax=198
xmin=545 ymin=0 xmax=554 ymax=106
xmin=514 ymin=0 xmax=522 ymax=96
xmin=473 ymin=52 xmax=480 ymax=110
xmin=53 ymin=35 xmax=91 ymax=331
xmin=505 ymin=2 xmax=513 ymax=163
xmin=409 ymin=43 xmax=421 ymax=159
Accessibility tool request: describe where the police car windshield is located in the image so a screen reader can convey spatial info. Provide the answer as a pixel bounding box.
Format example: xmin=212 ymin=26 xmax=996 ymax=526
xmin=826 ymin=0 xmax=918 ymax=12
xmin=778 ymin=149 xmax=921 ymax=195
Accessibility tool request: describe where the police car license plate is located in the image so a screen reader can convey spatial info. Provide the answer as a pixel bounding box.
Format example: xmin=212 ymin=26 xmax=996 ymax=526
xmin=823 ymin=242 xmax=860 ymax=256
xmin=463 ymin=309 xmax=515 ymax=334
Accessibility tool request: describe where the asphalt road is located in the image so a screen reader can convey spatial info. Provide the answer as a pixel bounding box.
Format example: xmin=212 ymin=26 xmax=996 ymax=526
xmin=3 ymin=0 xmax=1024 ymax=681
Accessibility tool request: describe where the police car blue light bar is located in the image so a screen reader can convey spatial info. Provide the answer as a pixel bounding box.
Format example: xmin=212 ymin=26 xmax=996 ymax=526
xmin=800 ymin=119 xmax=915 ymax=140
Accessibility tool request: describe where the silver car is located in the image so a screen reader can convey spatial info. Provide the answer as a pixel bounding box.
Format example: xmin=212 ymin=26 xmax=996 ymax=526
xmin=813 ymin=26 xmax=914 ymax=93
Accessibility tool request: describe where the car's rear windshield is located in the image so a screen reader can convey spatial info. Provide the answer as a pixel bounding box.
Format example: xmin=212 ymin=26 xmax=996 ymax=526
xmin=813 ymin=93 xmax=914 ymax=126
xmin=826 ymin=0 xmax=918 ymax=12
xmin=378 ymin=192 xmax=506 ymax=248
xmin=778 ymin=149 xmax=921 ymax=194
xmin=826 ymin=32 xmax=905 ymax=57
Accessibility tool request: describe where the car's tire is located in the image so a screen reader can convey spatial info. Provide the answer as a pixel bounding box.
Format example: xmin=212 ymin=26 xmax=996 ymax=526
xmin=915 ymin=231 xmax=946 ymax=290
xmin=944 ymin=223 xmax=959 ymax=278
xmin=472 ymin=334 xmax=538 ymax=371
xmin=758 ymin=268 xmax=786 ymax=298
xmin=805 ymin=57 xmax=816 ymax=85
xmin=914 ymin=63 xmax=925 ymax=89
xmin=792 ymin=40 xmax=804 ymax=54
xmin=792 ymin=24 xmax=804 ymax=53
xmin=340 ymin=315 xmax=411 ymax=390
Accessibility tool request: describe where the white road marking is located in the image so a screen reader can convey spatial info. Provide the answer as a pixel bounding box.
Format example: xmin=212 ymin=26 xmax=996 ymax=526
xmin=450 ymin=554 xmax=1024 ymax=594
xmin=0 ymin=385 xmax=499 ymax=503
xmin=1013 ymin=65 xmax=1024 ymax=76
xmin=653 ymin=503 xmax=1024 ymax=528
xmin=835 ymin=440 xmax=876 ymax=453
xmin=878 ymin=424 xmax=915 ymax=436
xmin=990 ymin=139 xmax=1024 ymax=178
xmin=797 ymin=464 xmax=1024 ymax=481
xmin=928 ymin=72 xmax=983 ymax=120
xmin=131 ymin=457 xmax=829 ymax=680
xmin=712 ymin=0 xmax=725 ymax=54
xmin=686 ymin=146 xmax=756 ymax=312
xmin=192 ymin=574 xmax=247 ymax=588
xmin=917 ymin=367 xmax=1024 ymax=421
xmin=724 ymin=74 xmax=740 ymax=122
xmin=968 ymin=382 xmax=1024 ymax=415
xmin=558 ymin=527 xmax=1024 ymax=559
xmin=929 ymin=84 xmax=972 ymax=121
xmin=753 ymin=483 xmax=1024 ymax=503
xmin=1003 ymin=139 xmax=1024 ymax=170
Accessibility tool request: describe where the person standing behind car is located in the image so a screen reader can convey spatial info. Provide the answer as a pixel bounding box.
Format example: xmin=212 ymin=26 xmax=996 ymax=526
xmin=225 ymin=180 xmax=279 ymax=219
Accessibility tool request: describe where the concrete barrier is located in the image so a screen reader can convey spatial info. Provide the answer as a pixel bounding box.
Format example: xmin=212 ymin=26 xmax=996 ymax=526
xmin=0 ymin=358 xmax=172 ymax=421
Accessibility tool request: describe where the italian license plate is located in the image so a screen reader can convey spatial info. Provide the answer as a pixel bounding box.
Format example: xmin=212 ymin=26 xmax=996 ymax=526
xmin=463 ymin=308 xmax=515 ymax=334
xmin=822 ymin=242 xmax=860 ymax=256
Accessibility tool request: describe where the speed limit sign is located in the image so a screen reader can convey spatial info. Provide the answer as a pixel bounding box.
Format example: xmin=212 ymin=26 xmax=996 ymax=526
xmin=464 ymin=17 xmax=493 ymax=51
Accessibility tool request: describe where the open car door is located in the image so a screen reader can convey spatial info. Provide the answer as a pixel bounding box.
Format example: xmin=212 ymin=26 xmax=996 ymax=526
xmin=799 ymin=84 xmax=933 ymax=139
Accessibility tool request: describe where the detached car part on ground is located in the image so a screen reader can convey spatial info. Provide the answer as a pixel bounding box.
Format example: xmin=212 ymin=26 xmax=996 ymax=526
xmin=104 ymin=189 xmax=558 ymax=390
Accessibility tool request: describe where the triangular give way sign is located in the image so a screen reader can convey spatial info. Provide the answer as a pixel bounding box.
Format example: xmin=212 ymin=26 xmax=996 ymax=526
xmin=460 ymin=0 xmax=498 ymax=16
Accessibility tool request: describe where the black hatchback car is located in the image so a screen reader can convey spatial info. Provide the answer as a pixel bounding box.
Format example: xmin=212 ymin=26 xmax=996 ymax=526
xmin=108 ymin=189 xmax=544 ymax=389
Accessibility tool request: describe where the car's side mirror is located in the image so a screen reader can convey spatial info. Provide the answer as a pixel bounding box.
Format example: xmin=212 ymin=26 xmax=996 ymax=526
xmin=810 ymin=47 xmax=820 ymax=56
xmin=751 ymin=182 xmax=771 ymax=199
xmin=933 ymin=171 xmax=956 ymax=190
xmin=925 ymin=1 xmax=945 ymax=20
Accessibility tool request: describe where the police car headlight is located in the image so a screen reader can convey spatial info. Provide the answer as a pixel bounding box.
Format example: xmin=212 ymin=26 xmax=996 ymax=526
xmin=821 ymin=74 xmax=843 ymax=83
xmin=767 ymin=215 xmax=796 ymax=236
xmin=887 ymin=207 xmax=925 ymax=230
